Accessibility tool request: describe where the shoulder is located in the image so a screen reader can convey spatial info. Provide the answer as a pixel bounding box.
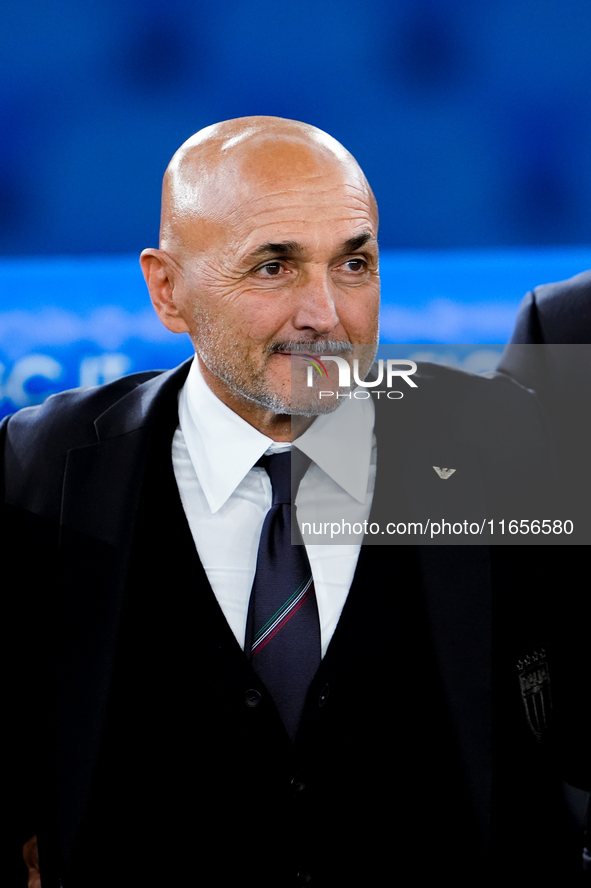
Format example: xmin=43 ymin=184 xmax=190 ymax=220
xmin=394 ymin=359 xmax=548 ymax=459
xmin=376 ymin=360 xmax=546 ymax=458
xmin=409 ymin=360 xmax=538 ymax=419
xmin=2 ymin=369 xmax=164 ymax=451
xmin=1 ymin=360 xmax=192 ymax=492
xmin=509 ymin=269 xmax=591 ymax=344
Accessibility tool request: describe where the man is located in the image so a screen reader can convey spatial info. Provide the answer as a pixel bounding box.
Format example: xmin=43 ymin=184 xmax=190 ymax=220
xmin=499 ymin=270 xmax=591 ymax=878
xmin=3 ymin=118 xmax=587 ymax=886
xmin=498 ymin=270 xmax=591 ymax=542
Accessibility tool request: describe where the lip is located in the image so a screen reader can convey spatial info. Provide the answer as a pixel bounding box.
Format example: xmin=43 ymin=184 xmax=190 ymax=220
xmin=274 ymin=351 xmax=317 ymax=358
xmin=272 ymin=351 xmax=311 ymax=358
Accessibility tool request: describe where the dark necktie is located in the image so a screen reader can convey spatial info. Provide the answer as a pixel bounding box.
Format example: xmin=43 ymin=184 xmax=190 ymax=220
xmin=245 ymin=450 xmax=320 ymax=741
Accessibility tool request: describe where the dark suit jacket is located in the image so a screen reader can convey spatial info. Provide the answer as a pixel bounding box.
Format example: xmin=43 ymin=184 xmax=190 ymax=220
xmin=498 ymin=270 xmax=591 ymax=544
xmin=2 ymin=358 xmax=587 ymax=886
xmin=499 ymin=271 xmax=591 ymax=878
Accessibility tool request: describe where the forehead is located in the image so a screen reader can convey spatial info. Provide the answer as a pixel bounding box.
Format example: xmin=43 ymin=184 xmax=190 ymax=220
xmin=237 ymin=183 xmax=375 ymax=249
xmin=182 ymin=139 xmax=378 ymax=258
xmin=224 ymin=148 xmax=377 ymax=251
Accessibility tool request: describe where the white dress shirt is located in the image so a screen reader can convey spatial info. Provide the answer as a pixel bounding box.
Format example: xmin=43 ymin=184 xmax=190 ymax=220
xmin=172 ymin=357 xmax=376 ymax=657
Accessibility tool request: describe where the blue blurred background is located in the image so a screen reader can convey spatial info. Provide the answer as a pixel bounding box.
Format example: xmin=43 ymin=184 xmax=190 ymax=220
xmin=2 ymin=0 xmax=591 ymax=417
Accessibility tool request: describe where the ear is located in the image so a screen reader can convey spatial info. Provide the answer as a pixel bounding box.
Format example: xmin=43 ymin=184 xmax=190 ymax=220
xmin=140 ymin=248 xmax=190 ymax=334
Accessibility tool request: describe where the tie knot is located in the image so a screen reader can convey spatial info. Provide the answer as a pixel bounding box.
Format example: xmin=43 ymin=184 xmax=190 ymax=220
xmin=262 ymin=450 xmax=310 ymax=505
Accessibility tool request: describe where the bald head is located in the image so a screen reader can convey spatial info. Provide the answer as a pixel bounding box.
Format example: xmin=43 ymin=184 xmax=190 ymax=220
xmin=159 ymin=116 xmax=377 ymax=256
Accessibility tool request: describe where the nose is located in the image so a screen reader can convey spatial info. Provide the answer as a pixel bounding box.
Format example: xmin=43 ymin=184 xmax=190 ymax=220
xmin=292 ymin=268 xmax=339 ymax=335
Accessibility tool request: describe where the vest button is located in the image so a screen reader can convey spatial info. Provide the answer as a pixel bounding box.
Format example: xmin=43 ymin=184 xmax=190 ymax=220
xmin=291 ymin=775 xmax=306 ymax=794
xmin=318 ymin=683 xmax=330 ymax=707
xmin=244 ymin=689 xmax=262 ymax=707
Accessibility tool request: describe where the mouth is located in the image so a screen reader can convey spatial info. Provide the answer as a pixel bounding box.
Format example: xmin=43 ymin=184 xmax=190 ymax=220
xmin=272 ymin=350 xmax=325 ymax=361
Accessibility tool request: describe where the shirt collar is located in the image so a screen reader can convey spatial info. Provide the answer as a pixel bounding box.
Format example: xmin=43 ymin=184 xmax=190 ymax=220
xmin=178 ymin=358 xmax=273 ymax=513
xmin=179 ymin=357 xmax=375 ymax=512
xmin=294 ymin=394 xmax=374 ymax=504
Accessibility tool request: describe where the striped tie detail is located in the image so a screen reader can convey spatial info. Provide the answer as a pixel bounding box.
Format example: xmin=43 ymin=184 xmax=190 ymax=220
xmin=250 ymin=575 xmax=314 ymax=657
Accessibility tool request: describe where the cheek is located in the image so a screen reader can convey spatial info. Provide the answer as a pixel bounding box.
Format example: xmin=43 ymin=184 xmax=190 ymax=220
xmin=185 ymin=267 xmax=299 ymax=345
xmin=343 ymin=292 xmax=380 ymax=340
xmin=228 ymin=291 xmax=293 ymax=341
xmin=191 ymin=299 xmax=279 ymax=359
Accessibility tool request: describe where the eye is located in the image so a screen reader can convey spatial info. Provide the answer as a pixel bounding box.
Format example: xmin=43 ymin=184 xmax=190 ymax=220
xmin=335 ymin=257 xmax=368 ymax=275
xmin=344 ymin=258 xmax=367 ymax=272
xmin=257 ymin=261 xmax=284 ymax=276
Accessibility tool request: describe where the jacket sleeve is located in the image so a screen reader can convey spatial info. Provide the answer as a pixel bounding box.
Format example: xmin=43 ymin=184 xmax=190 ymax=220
xmin=1 ymin=413 xmax=39 ymax=884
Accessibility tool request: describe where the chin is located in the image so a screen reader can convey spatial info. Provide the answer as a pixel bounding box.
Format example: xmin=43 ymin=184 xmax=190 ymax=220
xmin=285 ymin=399 xmax=342 ymax=417
xmin=205 ymin=360 xmax=346 ymax=417
xmin=247 ymin=389 xmax=343 ymax=417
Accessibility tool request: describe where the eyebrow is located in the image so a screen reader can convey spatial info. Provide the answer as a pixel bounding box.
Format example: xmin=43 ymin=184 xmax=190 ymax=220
xmin=339 ymin=230 xmax=375 ymax=254
xmin=244 ymin=230 xmax=376 ymax=265
xmin=245 ymin=241 xmax=307 ymax=263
